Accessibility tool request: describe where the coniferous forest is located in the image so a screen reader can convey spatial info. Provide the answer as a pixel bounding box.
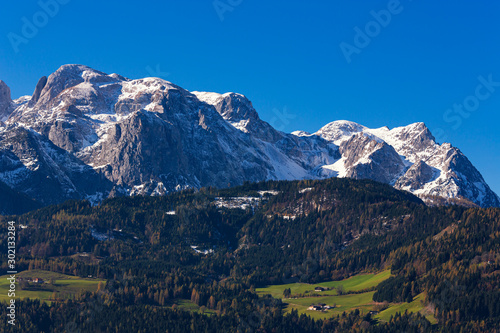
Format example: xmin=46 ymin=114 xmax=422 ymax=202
xmin=1 ymin=177 xmax=500 ymax=332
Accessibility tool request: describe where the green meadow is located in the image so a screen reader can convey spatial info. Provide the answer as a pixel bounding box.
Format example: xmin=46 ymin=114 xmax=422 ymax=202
xmin=284 ymin=291 xmax=377 ymax=320
xmin=256 ymin=270 xmax=391 ymax=299
xmin=257 ymin=270 xmax=436 ymax=323
xmin=376 ymin=292 xmax=437 ymax=324
xmin=320 ymin=270 xmax=391 ymax=292
xmin=175 ymin=299 xmax=217 ymax=315
xmin=0 ymin=270 xmax=105 ymax=304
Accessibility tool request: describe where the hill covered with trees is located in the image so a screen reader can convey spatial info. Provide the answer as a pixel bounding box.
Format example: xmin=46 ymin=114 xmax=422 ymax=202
xmin=1 ymin=177 xmax=499 ymax=332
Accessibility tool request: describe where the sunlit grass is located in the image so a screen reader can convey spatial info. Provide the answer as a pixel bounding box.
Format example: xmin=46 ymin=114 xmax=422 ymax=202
xmin=0 ymin=270 xmax=105 ymax=304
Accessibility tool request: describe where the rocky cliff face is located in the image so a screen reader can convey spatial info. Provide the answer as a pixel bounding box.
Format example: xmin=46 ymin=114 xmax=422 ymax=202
xmin=339 ymin=134 xmax=406 ymax=184
xmin=0 ymin=64 xmax=497 ymax=214
xmin=0 ymin=125 xmax=113 ymax=207
xmin=0 ymin=81 xmax=13 ymax=121
xmin=395 ymin=160 xmax=435 ymax=191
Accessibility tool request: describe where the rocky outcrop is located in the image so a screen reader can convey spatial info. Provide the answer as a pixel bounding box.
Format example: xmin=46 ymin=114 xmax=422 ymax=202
xmin=0 ymin=126 xmax=113 ymax=207
xmin=395 ymin=160 xmax=435 ymax=191
xmin=0 ymin=80 xmax=13 ymax=120
xmin=340 ymin=134 xmax=405 ymax=184
xmin=28 ymin=76 xmax=48 ymax=107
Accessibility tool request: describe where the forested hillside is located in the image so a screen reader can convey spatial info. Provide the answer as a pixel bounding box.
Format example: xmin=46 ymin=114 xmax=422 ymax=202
xmin=1 ymin=178 xmax=499 ymax=332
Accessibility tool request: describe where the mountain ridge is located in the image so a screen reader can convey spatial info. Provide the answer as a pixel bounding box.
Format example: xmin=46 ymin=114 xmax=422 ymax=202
xmin=0 ymin=64 xmax=498 ymax=214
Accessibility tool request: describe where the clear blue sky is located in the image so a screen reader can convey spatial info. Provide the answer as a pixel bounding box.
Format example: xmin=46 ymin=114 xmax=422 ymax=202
xmin=1 ymin=0 xmax=499 ymax=195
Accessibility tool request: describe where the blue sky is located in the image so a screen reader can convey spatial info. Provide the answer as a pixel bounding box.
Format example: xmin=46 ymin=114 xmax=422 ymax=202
xmin=1 ymin=0 xmax=499 ymax=195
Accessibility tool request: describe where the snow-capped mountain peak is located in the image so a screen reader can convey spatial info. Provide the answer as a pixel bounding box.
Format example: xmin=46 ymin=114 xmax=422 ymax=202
xmin=313 ymin=121 xmax=498 ymax=207
xmin=314 ymin=120 xmax=367 ymax=145
xmin=0 ymin=64 xmax=497 ymax=214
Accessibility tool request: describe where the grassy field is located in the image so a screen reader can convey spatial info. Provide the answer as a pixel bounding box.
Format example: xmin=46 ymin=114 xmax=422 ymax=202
xmin=257 ymin=270 xmax=436 ymax=323
xmin=175 ymin=299 xmax=217 ymax=316
xmin=0 ymin=270 xmax=105 ymax=304
xmin=9 ymin=270 xmax=75 ymax=280
xmin=256 ymin=270 xmax=391 ymax=299
xmin=320 ymin=270 xmax=391 ymax=292
xmin=1 ymin=270 xmax=214 ymax=317
xmin=376 ymin=292 xmax=437 ymax=324
xmin=285 ymin=291 xmax=377 ymax=320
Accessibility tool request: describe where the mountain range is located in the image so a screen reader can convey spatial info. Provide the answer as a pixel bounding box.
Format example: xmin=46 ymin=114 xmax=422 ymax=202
xmin=0 ymin=64 xmax=498 ymax=214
